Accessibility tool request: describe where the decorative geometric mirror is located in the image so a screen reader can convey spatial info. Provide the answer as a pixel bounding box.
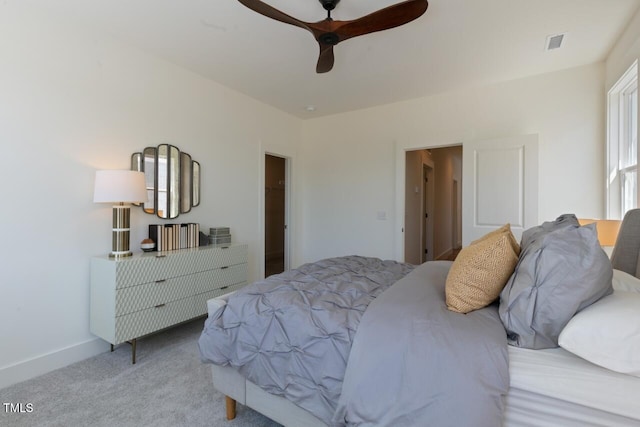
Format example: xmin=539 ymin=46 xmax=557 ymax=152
xmin=131 ymin=144 xmax=201 ymax=219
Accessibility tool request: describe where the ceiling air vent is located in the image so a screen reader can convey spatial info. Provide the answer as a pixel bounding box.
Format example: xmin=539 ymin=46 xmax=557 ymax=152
xmin=546 ymin=33 xmax=566 ymax=51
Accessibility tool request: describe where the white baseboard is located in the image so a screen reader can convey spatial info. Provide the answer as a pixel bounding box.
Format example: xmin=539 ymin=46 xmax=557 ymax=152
xmin=0 ymin=338 xmax=109 ymax=389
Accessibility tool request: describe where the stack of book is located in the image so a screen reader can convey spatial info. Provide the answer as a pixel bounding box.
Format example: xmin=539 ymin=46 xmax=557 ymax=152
xmin=149 ymin=223 xmax=200 ymax=252
xmin=209 ymin=227 xmax=231 ymax=246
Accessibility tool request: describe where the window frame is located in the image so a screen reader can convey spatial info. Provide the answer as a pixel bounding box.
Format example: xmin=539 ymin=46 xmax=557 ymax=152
xmin=607 ymin=60 xmax=639 ymax=220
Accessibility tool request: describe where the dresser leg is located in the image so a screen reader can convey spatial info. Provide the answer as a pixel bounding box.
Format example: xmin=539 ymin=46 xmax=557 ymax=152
xmin=225 ymin=396 xmax=236 ymax=420
xmin=110 ymin=344 xmax=114 ymax=352
xmin=131 ymin=339 xmax=137 ymax=364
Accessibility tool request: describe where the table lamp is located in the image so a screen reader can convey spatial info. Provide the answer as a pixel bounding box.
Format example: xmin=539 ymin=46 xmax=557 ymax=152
xmin=93 ymin=170 xmax=148 ymax=258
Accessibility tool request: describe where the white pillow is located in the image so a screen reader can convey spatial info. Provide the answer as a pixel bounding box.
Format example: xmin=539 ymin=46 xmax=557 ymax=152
xmin=559 ymin=291 xmax=640 ymax=377
xmin=612 ymin=269 xmax=640 ymax=293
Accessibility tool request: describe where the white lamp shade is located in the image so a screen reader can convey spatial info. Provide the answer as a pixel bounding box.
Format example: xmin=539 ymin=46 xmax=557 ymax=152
xmin=93 ymin=170 xmax=148 ymax=203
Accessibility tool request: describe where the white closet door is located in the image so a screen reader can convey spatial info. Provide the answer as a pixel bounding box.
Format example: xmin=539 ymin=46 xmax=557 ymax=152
xmin=462 ymin=134 xmax=538 ymax=246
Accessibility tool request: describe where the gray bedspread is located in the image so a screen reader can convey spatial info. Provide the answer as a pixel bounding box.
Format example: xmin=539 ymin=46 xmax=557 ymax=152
xmin=198 ymin=255 xmax=415 ymax=424
xmin=333 ymin=261 xmax=509 ymax=427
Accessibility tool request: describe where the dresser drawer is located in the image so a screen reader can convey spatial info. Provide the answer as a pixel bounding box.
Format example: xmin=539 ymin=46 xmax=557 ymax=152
xmin=192 ymin=244 xmax=248 ymax=272
xmin=115 ymin=275 xmax=194 ymax=316
xmin=114 ymin=297 xmax=194 ymax=344
xmin=193 ymin=263 xmax=247 ymax=294
xmin=113 ymin=251 xmax=194 ymax=289
xmin=193 ymin=282 xmax=248 ymax=317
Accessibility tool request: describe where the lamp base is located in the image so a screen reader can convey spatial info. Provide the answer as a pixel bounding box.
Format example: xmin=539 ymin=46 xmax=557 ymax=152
xmin=111 ymin=204 xmax=132 ymax=258
xmin=109 ymin=250 xmax=133 ymax=259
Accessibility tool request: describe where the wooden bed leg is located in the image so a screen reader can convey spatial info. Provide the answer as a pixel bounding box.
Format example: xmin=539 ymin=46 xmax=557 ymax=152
xmin=225 ymin=396 xmax=237 ymax=420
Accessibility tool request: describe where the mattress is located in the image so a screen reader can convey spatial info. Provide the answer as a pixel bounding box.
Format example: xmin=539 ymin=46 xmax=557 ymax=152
xmin=507 ymin=345 xmax=640 ymax=425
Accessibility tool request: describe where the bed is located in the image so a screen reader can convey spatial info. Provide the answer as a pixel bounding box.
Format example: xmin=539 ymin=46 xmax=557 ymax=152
xmin=199 ymin=212 xmax=640 ymax=426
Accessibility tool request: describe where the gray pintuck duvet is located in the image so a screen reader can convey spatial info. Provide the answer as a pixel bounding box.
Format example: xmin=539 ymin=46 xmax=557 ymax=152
xmin=199 ymin=257 xmax=509 ymax=426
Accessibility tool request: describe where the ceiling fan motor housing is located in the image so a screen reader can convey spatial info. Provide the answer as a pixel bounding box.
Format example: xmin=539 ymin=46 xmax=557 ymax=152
xmin=320 ymin=0 xmax=340 ymax=11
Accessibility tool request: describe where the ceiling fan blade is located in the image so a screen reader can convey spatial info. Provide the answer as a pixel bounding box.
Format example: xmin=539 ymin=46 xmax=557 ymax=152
xmin=336 ymin=0 xmax=428 ymax=41
xmin=316 ymin=44 xmax=335 ymax=73
xmin=236 ymin=0 xmax=311 ymax=32
xmin=237 ymin=0 xmax=429 ymax=74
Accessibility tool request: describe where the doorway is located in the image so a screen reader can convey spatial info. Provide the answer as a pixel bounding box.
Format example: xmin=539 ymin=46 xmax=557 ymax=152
xmin=265 ymin=154 xmax=286 ymax=277
xmin=404 ymin=146 xmax=463 ymax=263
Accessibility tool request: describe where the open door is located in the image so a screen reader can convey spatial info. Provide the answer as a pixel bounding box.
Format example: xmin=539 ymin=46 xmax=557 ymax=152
xmin=462 ymin=134 xmax=538 ymax=245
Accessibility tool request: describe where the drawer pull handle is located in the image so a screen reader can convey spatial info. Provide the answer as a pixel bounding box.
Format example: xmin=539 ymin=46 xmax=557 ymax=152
xmin=221 ymin=246 xmax=230 ymax=249
xmin=154 ymin=303 xmax=166 ymax=308
xmin=220 ymin=286 xmax=229 ymax=290
xmin=221 ymin=266 xmax=229 ymax=270
xmin=155 ymin=279 xmax=166 ymax=284
xmin=155 ymin=254 xmax=167 ymax=258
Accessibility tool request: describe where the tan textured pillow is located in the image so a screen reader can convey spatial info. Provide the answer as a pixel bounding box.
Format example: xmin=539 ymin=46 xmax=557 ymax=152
xmin=471 ymin=223 xmax=511 ymax=245
xmin=471 ymin=224 xmax=520 ymax=256
xmin=446 ymin=226 xmax=520 ymax=314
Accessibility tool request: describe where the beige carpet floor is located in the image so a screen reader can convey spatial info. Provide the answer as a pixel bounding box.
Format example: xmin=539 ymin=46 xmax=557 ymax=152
xmin=0 ymin=319 xmax=281 ymax=427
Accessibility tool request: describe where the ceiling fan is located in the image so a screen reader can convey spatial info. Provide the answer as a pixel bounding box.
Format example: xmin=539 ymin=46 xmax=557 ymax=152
xmin=236 ymin=0 xmax=429 ymax=73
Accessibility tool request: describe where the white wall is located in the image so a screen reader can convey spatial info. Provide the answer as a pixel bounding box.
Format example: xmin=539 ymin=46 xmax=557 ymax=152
xmin=0 ymin=3 xmax=301 ymax=388
xmin=300 ymin=63 xmax=605 ymax=264
xmin=606 ymin=5 xmax=640 ymax=91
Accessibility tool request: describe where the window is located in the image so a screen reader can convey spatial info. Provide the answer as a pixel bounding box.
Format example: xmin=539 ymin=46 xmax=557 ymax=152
xmin=608 ymin=60 xmax=638 ymax=219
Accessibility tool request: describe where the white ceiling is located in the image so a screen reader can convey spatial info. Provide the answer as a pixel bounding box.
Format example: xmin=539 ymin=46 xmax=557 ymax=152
xmin=25 ymin=0 xmax=640 ymax=118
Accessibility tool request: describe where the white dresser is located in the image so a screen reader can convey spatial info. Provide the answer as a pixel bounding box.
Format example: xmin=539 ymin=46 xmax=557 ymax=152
xmin=90 ymin=244 xmax=248 ymax=363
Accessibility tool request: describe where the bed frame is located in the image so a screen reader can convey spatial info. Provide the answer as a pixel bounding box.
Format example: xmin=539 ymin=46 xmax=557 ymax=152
xmin=213 ymin=363 xmax=325 ymax=427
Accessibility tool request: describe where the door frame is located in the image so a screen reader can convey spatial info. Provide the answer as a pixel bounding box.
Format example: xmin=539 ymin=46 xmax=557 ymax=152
xmin=421 ymin=163 xmax=435 ymax=262
xmin=452 ymin=178 xmax=459 ymax=250
xmin=264 ymin=154 xmax=287 ymax=277
xmin=395 ymin=141 xmax=458 ymax=262
xmin=259 ymin=142 xmax=296 ymax=279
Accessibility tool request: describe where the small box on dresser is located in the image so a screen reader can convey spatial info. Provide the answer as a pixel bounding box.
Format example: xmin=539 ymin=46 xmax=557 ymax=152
xmin=90 ymin=244 xmax=248 ymax=363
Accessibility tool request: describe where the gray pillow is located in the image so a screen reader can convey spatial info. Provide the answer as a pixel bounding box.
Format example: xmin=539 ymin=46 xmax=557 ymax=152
xmin=499 ymin=215 xmax=613 ymax=349
xmin=519 ymin=213 xmax=579 ymax=251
